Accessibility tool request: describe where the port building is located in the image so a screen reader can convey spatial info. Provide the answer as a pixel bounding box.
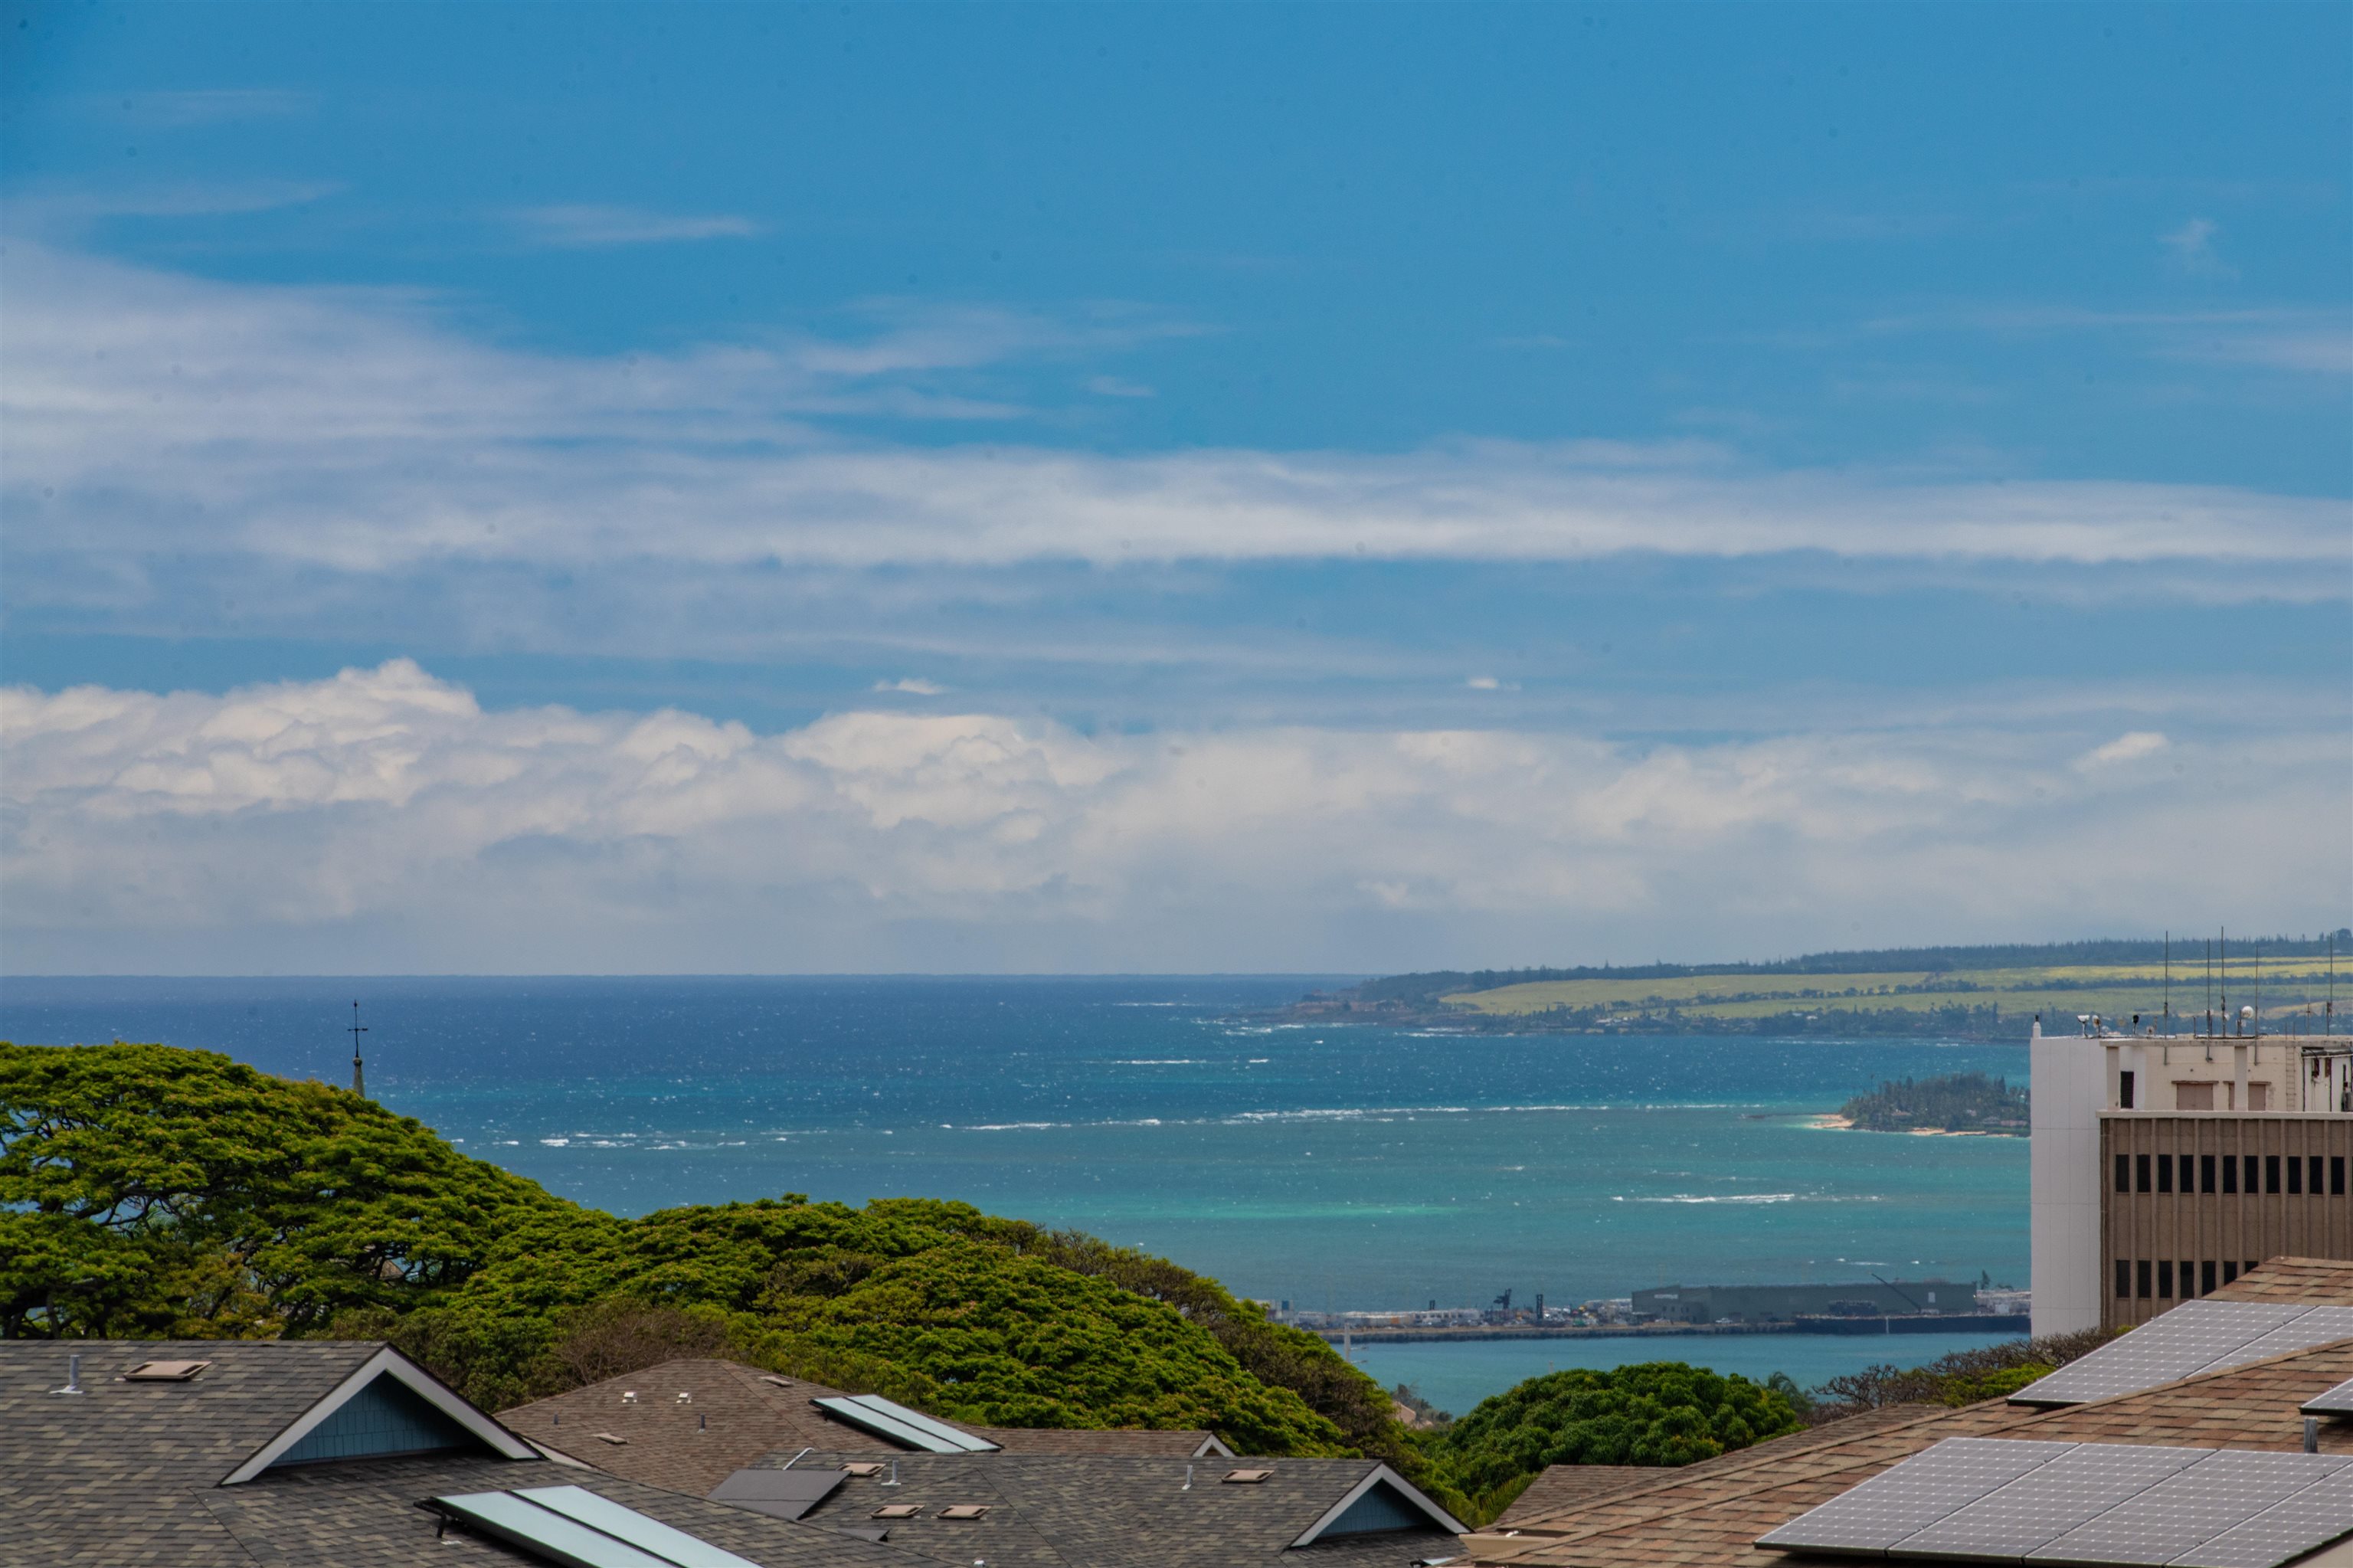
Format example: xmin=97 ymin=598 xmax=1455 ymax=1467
xmin=1632 ymin=1278 xmax=1980 ymax=1324
xmin=2031 ymin=1017 xmax=2353 ymax=1335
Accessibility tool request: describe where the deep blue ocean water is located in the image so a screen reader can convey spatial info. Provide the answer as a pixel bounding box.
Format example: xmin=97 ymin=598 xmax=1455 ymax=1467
xmin=0 ymin=975 xmax=2031 ymax=1403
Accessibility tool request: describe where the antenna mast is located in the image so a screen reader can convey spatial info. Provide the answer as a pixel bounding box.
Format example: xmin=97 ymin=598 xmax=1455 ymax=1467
xmin=349 ymin=1001 xmax=369 ymax=1098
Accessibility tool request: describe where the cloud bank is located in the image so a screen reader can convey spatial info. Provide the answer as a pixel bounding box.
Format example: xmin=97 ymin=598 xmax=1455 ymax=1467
xmin=6 ymin=663 xmax=2342 ymax=973
xmin=6 ymin=242 xmax=2343 ymax=599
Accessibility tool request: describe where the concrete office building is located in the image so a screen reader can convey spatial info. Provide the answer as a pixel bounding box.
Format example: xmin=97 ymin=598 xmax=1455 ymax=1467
xmin=2031 ymin=1016 xmax=2353 ymax=1336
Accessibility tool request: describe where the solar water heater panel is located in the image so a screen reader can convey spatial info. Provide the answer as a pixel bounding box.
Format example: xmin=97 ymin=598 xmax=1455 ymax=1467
xmin=427 ymin=1492 xmax=676 ymax=1568
xmin=1755 ymin=1439 xmax=2080 ymax=1554
xmin=513 ymin=1488 xmax=765 ymax=1568
xmin=705 ymin=1466 xmax=848 ymax=1521
xmin=1893 ymin=1442 xmax=2206 ymax=1561
xmin=2025 ymin=1450 xmax=2348 ymax=1566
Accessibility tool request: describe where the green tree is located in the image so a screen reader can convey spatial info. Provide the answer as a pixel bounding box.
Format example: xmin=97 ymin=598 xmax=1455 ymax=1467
xmin=1432 ymin=1362 xmax=1805 ymax=1521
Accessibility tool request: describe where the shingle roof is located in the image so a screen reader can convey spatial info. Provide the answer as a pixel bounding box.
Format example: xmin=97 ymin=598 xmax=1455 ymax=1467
xmin=1489 ymin=1403 xmax=1941 ymax=1529
xmin=498 ymin=1356 xmax=1226 ymax=1494
xmin=1459 ymin=1258 xmax=2353 ymax=1566
xmin=0 ymin=1340 xmax=927 ymax=1567
xmin=0 ymin=1338 xmax=388 ymax=1565
xmin=186 ymin=1452 xmax=923 ymax=1568
xmin=779 ymin=1449 xmax=1462 ymax=1568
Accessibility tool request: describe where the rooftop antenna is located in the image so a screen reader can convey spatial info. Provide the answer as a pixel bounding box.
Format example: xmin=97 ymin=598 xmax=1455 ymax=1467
xmin=2163 ymin=931 xmax=2170 ymax=1027
xmin=349 ymin=1001 xmax=369 ymax=1098
xmin=2220 ymin=928 xmax=2229 ymax=1038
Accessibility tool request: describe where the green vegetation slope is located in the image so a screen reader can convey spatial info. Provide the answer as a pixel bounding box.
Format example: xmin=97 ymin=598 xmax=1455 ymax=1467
xmin=0 ymin=1043 xmax=1432 ymax=1488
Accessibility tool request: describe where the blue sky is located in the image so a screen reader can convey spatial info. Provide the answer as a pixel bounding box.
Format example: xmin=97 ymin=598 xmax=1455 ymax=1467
xmin=2 ymin=3 xmax=2347 ymax=973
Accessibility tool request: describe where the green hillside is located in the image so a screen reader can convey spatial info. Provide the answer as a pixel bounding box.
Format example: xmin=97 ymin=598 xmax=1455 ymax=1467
xmin=0 ymin=1042 xmax=1429 ymax=1486
xmin=1304 ymin=935 xmax=2353 ymax=1036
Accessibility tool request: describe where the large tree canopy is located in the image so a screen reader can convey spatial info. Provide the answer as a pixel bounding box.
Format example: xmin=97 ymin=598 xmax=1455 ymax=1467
xmin=0 ymin=1043 xmax=1415 ymax=1485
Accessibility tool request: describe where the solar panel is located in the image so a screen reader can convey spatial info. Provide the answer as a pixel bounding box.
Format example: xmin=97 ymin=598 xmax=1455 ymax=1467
xmin=427 ymin=1491 xmax=678 ymax=1568
xmin=2189 ymin=1308 xmax=2353 ymax=1377
xmin=1756 ymin=1439 xmax=2080 ymax=1553
xmin=2024 ymin=1450 xmax=2348 ymax=1566
xmin=2171 ymin=1465 xmax=2353 ymax=1568
xmin=705 ymin=1466 xmax=847 ymax=1521
xmin=2302 ymin=1377 xmax=2353 ymax=1416
xmin=1894 ymin=1442 xmax=2204 ymax=1560
xmin=515 ymin=1487 xmax=764 ymax=1568
xmin=2011 ymin=1302 xmax=2314 ymax=1406
xmin=811 ymin=1393 xmax=1000 ymax=1453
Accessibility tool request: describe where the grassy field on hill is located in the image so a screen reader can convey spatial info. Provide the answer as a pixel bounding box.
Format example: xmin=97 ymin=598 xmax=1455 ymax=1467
xmin=1445 ymin=956 xmax=2345 ymax=1027
xmin=1294 ymin=936 xmax=2352 ymax=1036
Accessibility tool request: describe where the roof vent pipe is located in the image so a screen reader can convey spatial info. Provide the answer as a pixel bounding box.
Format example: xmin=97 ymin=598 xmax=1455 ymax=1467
xmin=51 ymin=1354 xmax=83 ymax=1396
xmin=1183 ymin=1464 xmax=1194 ymax=1491
xmin=2309 ymin=1416 xmax=2322 ymax=1454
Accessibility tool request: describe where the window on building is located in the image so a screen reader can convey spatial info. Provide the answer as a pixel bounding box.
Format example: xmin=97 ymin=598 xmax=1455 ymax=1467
xmin=2174 ymin=1081 xmax=2214 ymax=1111
xmin=2250 ymin=1082 xmax=2271 ymax=1111
xmin=2115 ymin=1154 xmax=2130 ymax=1193
xmin=2312 ymin=1156 xmax=2325 ymax=1195
xmin=2115 ymin=1260 xmax=2131 ymax=1299
xmin=2180 ymin=1259 xmax=2195 ymax=1297
xmin=2157 ymin=1261 xmax=2175 ymax=1298
xmin=2268 ymin=1155 xmax=2283 ymax=1194
xmin=2201 ymin=1260 xmax=2217 ymax=1295
xmin=2137 ymin=1154 xmax=2152 ymax=1193
xmin=2290 ymin=1156 xmax=2303 ymax=1195
xmin=2137 ymin=1259 xmax=2152 ymax=1298
xmin=2224 ymin=1155 xmax=2239 ymax=1194
xmin=2120 ymin=1071 xmax=2135 ymax=1108
xmin=2157 ymin=1154 xmax=2174 ymax=1193
xmin=2247 ymin=1259 xmax=2260 ymax=1276
xmin=2201 ymin=1154 xmax=2217 ymax=1193
xmin=2247 ymin=1154 xmax=2261 ymax=1193
xmin=2223 ymin=1261 xmax=2240 ymax=1285
xmin=2335 ymin=1157 xmax=2345 ymax=1196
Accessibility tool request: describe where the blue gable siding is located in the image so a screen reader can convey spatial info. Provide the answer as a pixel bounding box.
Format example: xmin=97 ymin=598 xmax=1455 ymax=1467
xmin=1320 ymin=1479 xmax=1432 ymax=1537
xmin=271 ymin=1373 xmax=480 ymax=1468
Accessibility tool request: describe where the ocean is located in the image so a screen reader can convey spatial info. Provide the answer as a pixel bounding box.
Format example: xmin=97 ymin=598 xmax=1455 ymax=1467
xmin=0 ymin=974 xmax=2032 ymax=1406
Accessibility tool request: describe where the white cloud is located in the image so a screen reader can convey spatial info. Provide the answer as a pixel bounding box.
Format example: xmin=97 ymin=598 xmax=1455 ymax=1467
xmin=2161 ymin=218 xmax=2237 ymax=279
xmin=5 ymin=243 xmax=2342 ymax=610
xmin=2074 ymin=731 xmax=2169 ymax=771
xmin=874 ymin=678 xmax=949 ymax=696
xmin=510 ymin=205 xmax=765 ymax=248
xmin=5 ymin=664 xmax=2344 ymax=973
xmin=1085 ymin=375 xmax=1155 ymax=398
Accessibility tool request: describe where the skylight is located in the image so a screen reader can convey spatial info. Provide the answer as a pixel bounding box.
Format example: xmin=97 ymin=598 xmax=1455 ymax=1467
xmin=811 ymin=1393 xmax=1000 ymax=1453
xmin=427 ymin=1486 xmax=761 ymax=1568
xmin=122 ymin=1360 xmax=211 ymax=1381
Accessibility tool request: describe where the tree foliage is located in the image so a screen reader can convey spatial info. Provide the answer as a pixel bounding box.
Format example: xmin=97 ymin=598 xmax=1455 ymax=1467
xmin=1809 ymin=1327 xmax=2115 ymax=1416
xmin=1432 ymin=1362 xmax=1805 ymax=1518
xmin=1 ymin=1043 xmax=1424 ymax=1481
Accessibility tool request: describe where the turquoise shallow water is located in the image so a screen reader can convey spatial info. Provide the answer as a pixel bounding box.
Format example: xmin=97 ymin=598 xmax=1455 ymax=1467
xmin=2 ymin=975 xmax=2030 ymax=1403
